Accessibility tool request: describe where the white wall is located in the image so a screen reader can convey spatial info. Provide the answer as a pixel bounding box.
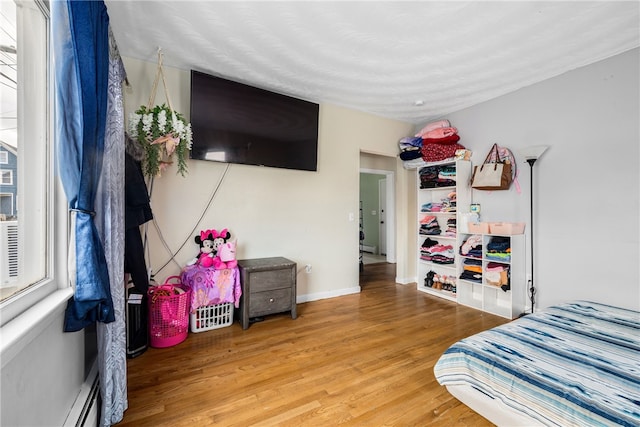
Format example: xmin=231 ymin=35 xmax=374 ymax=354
xmin=122 ymin=57 xmax=415 ymax=302
xmin=431 ymin=48 xmax=639 ymax=311
xmin=1 ymin=313 xmax=85 ymax=426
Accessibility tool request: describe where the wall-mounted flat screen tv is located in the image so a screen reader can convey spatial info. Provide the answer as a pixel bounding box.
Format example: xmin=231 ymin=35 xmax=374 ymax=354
xmin=189 ymin=70 xmax=319 ymax=172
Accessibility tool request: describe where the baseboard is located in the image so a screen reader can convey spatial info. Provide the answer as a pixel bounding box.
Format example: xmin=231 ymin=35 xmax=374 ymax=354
xmin=64 ymin=361 xmax=100 ymax=427
xmin=395 ymin=276 xmax=417 ymax=285
xmin=361 ymin=244 xmax=377 ymax=254
xmin=297 ymin=286 xmax=361 ymax=303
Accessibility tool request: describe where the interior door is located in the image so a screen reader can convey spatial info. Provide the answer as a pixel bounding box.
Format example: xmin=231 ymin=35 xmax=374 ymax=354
xmin=378 ymin=178 xmax=387 ymax=255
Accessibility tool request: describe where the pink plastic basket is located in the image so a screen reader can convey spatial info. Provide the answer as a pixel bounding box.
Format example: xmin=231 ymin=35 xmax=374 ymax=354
xmin=148 ymin=276 xmax=191 ymax=348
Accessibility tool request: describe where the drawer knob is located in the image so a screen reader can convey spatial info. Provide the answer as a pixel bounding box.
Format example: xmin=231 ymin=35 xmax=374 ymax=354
xmin=269 ymin=298 xmax=274 ymax=303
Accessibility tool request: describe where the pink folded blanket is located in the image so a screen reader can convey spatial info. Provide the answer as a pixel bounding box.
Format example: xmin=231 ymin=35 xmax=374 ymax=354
xmin=419 ymin=127 xmax=458 ymax=139
xmin=415 ymin=119 xmax=451 ymax=137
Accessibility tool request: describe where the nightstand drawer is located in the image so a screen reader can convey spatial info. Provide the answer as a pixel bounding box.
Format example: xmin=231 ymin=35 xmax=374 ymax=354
xmin=251 ymin=268 xmax=293 ymax=292
xmin=250 ymin=288 xmax=292 ymax=317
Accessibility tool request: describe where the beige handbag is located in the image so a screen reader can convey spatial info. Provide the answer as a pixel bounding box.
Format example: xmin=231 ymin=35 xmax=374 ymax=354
xmin=471 ymin=143 xmax=513 ymax=190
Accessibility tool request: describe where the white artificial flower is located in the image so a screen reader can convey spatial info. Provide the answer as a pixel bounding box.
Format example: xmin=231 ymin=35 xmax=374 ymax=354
xmin=185 ymin=124 xmax=193 ymax=150
xmin=174 ymin=120 xmax=185 ymax=135
xmin=170 ymin=111 xmax=179 ymax=132
xmin=129 ymin=113 xmax=141 ymax=134
xmin=158 ymin=109 xmax=167 ymax=133
xmin=142 ymin=113 xmax=153 ymax=134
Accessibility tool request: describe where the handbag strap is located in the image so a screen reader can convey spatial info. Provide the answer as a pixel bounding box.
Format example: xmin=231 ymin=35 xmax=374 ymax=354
xmin=482 ymin=143 xmax=499 ymax=164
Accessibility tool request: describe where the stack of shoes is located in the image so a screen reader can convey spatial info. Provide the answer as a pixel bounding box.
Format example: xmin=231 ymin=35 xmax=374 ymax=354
xmin=425 ymin=271 xmax=457 ymax=293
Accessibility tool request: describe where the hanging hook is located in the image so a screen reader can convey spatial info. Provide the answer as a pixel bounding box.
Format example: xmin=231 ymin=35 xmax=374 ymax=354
xmin=157 ymin=47 xmax=164 ymax=66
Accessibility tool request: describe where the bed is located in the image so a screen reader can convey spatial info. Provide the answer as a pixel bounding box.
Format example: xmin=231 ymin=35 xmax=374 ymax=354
xmin=434 ymin=301 xmax=640 ymax=426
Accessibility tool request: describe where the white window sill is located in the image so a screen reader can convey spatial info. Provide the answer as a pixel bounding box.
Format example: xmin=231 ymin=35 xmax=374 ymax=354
xmin=0 ymin=287 xmax=73 ymax=368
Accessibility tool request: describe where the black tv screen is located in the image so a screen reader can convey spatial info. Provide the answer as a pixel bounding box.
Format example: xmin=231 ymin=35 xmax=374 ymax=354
xmin=189 ymin=70 xmax=319 ymax=171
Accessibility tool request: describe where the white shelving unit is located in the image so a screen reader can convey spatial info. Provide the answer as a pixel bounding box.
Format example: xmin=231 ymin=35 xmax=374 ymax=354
xmin=416 ymin=160 xmax=472 ymax=302
xmin=457 ymin=233 xmax=526 ymax=319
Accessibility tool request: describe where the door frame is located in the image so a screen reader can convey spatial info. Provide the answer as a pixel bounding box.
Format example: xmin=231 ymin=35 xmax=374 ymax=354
xmin=378 ymin=178 xmax=387 ymax=256
xmin=360 ymin=167 xmax=396 ymax=263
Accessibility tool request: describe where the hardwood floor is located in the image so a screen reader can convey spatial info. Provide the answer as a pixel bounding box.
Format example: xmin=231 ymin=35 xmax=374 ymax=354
xmin=120 ymin=263 xmax=507 ymax=426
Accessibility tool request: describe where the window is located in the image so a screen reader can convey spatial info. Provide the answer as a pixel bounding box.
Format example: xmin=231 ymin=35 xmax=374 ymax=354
xmin=0 ymin=152 xmax=7 ymax=164
xmin=0 ymin=193 xmax=14 ymax=217
xmin=0 ymin=170 xmax=13 ymax=185
xmin=0 ymin=0 xmax=66 ymax=326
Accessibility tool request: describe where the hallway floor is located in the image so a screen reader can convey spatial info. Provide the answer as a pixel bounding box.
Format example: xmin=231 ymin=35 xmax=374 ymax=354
xmin=362 ymin=252 xmax=386 ymax=264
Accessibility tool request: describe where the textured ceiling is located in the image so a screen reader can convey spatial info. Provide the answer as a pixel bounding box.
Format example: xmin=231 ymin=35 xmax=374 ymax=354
xmin=105 ymin=1 xmax=640 ymax=124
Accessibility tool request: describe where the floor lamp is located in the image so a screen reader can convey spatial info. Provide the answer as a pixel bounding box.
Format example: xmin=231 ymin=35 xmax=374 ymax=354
xmin=520 ymin=145 xmax=549 ymax=315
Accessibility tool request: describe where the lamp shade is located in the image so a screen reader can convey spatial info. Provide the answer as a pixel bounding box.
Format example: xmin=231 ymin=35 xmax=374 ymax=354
xmin=519 ymin=145 xmax=549 ymax=162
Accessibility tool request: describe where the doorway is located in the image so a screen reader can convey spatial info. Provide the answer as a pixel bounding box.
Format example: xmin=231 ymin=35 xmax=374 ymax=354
xmin=359 ymin=168 xmax=395 ymax=264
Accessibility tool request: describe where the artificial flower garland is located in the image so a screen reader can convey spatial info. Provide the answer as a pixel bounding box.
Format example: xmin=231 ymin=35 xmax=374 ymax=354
xmin=128 ymin=103 xmax=193 ymax=178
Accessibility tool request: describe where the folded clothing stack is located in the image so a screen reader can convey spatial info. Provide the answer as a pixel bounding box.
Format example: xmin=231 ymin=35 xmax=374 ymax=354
xmin=415 ymin=119 xmax=466 ymax=163
xmin=421 ymin=244 xmax=455 ymax=264
xmin=460 ymin=234 xmax=483 ymax=258
xmin=443 ymin=217 xmax=457 ymax=238
xmin=421 ymin=191 xmax=456 ymax=213
xmin=485 ymin=262 xmax=511 ymax=291
xmin=485 ymin=236 xmax=511 ymax=262
xmin=459 ymin=258 xmax=482 ymax=283
xmin=419 ymin=215 xmax=441 ymax=235
xmin=421 ymin=238 xmax=455 ymax=264
xmin=398 ymin=136 xmax=423 ymax=161
xmin=419 ymin=164 xmax=457 ymax=189
xmin=398 ymin=119 xmax=467 ymax=169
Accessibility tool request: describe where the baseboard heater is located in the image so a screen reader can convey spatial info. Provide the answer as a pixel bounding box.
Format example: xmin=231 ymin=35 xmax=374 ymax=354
xmin=361 ymin=244 xmax=377 ymax=254
xmin=64 ymin=361 xmax=100 ymax=427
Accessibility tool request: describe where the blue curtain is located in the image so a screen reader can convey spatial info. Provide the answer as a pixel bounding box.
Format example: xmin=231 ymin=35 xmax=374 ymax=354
xmin=53 ymin=0 xmax=115 ymax=331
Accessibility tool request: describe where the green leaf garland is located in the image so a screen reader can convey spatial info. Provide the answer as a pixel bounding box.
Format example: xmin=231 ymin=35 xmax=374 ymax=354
xmin=128 ymin=104 xmax=192 ymax=178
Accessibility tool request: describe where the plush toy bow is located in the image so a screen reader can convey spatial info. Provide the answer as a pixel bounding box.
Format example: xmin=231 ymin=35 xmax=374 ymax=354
xmin=200 ymin=229 xmax=215 ymax=241
xmin=212 ymin=228 xmax=228 ymax=239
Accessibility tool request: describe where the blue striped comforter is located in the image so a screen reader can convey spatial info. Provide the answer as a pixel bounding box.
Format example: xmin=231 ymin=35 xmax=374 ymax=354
xmin=434 ymin=301 xmax=640 ymax=426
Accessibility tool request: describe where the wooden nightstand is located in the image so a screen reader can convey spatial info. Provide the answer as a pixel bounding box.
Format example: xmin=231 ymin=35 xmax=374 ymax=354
xmin=237 ymin=257 xmax=297 ymax=329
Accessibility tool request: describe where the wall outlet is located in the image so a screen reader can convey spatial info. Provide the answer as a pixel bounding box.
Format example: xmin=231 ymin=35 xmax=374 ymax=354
xmin=305 ymin=264 xmax=312 ymax=273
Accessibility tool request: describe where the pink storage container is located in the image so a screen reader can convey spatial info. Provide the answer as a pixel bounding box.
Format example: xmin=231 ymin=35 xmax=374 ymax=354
xmin=148 ymin=276 xmax=191 ymax=348
xmin=489 ymin=222 xmax=526 ymax=235
xmin=467 ymin=222 xmax=489 ymax=234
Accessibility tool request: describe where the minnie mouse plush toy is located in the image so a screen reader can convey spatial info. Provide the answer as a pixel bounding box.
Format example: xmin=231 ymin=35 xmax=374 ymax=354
xmin=187 ymin=229 xmax=216 ymax=268
xmin=210 ymin=228 xmax=231 ymax=254
xmin=187 ymin=228 xmax=232 ymax=268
